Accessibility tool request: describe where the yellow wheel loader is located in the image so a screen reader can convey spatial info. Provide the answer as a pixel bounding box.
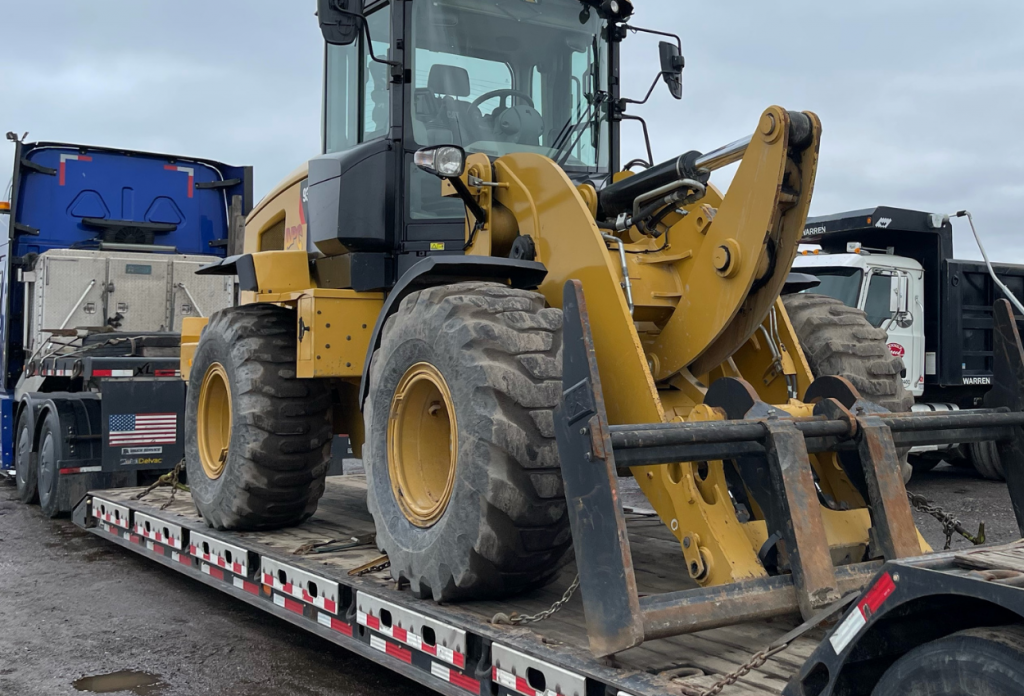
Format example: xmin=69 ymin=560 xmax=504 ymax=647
xmin=181 ymin=0 xmax=1024 ymax=656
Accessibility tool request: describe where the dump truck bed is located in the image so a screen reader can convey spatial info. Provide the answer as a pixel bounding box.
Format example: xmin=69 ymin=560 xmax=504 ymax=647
xmin=75 ymin=476 xmax=824 ymax=696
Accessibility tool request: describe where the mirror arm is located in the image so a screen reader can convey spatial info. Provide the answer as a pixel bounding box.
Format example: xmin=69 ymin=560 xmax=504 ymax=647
xmin=360 ymin=18 xmax=402 ymax=69
xmin=618 ymin=72 xmax=664 ymax=108
xmin=622 ymin=24 xmax=682 ymax=54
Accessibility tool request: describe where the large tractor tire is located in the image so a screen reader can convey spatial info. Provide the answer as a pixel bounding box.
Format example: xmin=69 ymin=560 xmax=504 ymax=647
xmin=782 ymin=294 xmax=915 ymax=482
xmin=185 ymin=304 xmax=333 ymax=530
xmin=364 ymin=282 xmax=572 ymax=602
xmin=872 ymin=626 xmax=1024 ymax=696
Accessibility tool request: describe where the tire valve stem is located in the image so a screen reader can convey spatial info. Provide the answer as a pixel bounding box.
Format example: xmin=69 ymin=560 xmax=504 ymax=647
xmin=428 ymin=401 xmax=442 ymax=417
xmin=218 ymin=447 xmax=229 ymax=463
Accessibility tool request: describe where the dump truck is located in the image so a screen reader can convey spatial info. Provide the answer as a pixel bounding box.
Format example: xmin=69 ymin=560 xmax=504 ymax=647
xmin=67 ymin=0 xmax=1024 ymax=694
xmin=792 ymin=207 xmax=1024 ymax=480
xmin=0 ymin=136 xmax=250 ymax=515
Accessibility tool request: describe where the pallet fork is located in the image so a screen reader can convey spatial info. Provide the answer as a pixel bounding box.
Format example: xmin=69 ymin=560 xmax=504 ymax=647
xmin=554 ymin=282 xmax=1024 ymax=657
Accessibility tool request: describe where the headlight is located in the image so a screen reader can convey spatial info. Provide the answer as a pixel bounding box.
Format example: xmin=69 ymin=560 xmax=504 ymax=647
xmin=414 ymin=145 xmax=467 ymax=179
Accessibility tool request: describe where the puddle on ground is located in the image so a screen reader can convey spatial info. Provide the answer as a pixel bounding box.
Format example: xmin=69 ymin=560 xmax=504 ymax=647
xmin=73 ymin=671 xmax=166 ymax=695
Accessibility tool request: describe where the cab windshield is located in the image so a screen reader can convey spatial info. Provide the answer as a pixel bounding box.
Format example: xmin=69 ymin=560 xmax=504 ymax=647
xmin=801 ymin=267 xmax=863 ymax=308
xmin=408 ymin=0 xmax=609 ymax=172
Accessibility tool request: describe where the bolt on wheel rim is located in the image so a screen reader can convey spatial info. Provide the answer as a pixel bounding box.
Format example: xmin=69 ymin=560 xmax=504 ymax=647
xmin=387 ymin=362 xmax=458 ymax=527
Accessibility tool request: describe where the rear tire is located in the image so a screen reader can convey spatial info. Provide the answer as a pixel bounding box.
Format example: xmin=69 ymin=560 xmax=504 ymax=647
xmin=969 ymin=440 xmax=1005 ymax=481
xmin=782 ymin=294 xmax=915 ymax=482
xmin=185 ymin=304 xmax=333 ymax=530
xmin=364 ymin=282 xmax=572 ymax=602
xmin=37 ymin=410 xmax=63 ymax=518
xmin=15 ymin=410 xmax=38 ymax=504
xmin=872 ymin=626 xmax=1024 ymax=695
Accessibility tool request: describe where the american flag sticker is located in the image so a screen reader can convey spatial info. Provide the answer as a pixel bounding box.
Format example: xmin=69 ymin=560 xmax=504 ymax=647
xmin=108 ymin=414 xmax=178 ymax=446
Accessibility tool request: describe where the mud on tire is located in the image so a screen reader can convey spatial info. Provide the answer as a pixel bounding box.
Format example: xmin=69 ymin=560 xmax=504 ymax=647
xmin=364 ymin=282 xmax=572 ymax=602
xmin=185 ymin=304 xmax=333 ymax=530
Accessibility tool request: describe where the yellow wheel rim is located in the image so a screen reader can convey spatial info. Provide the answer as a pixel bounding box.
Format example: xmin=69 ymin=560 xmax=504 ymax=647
xmin=197 ymin=362 xmax=232 ymax=480
xmin=387 ymin=363 xmax=458 ymax=527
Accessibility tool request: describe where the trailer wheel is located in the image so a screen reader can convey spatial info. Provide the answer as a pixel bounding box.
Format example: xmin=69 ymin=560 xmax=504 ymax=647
xmin=185 ymin=304 xmax=333 ymax=530
xmin=907 ymin=453 xmax=941 ymax=475
xmin=37 ymin=409 xmax=64 ymax=518
xmin=969 ymin=440 xmax=1005 ymax=481
xmin=15 ymin=410 xmax=38 ymax=504
xmin=782 ymin=294 xmax=915 ymax=482
xmin=872 ymin=625 xmax=1024 ymax=695
xmin=364 ymin=282 xmax=572 ymax=601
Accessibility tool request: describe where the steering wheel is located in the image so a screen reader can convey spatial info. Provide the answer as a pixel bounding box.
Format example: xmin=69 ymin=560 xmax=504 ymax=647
xmin=470 ymin=89 xmax=535 ymax=111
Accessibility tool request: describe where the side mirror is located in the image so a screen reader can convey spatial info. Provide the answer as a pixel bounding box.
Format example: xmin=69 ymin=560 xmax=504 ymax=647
xmin=659 ymin=42 xmax=685 ymax=100
xmin=318 ymin=0 xmax=364 ymax=46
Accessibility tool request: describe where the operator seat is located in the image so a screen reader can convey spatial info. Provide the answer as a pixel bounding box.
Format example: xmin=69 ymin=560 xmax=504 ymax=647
xmin=424 ymin=64 xmax=483 ymax=146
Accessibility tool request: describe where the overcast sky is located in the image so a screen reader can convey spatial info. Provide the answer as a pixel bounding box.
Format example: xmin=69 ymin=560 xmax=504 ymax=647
xmin=3 ymin=1 xmax=1022 ymax=260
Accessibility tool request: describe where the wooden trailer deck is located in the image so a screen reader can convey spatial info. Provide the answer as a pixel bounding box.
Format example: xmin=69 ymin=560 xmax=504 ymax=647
xmin=80 ymin=476 xmax=827 ymax=696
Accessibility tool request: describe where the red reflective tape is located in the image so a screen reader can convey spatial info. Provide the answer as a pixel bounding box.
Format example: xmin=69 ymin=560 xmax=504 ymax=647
xmin=92 ymin=369 xmax=112 ymax=377
xmin=861 ymin=572 xmax=896 ymax=615
xmin=59 ymin=467 xmax=80 ymax=475
xmin=515 ymin=676 xmax=536 ymax=696
xmin=323 ymin=598 xmax=336 ymax=613
xmin=78 ymin=156 xmax=92 ymax=162
xmin=329 ymin=616 xmax=352 ymax=636
xmin=217 ymin=556 xmax=226 ymax=568
xmin=164 ymin=165 xmax=178 ymax=171
xmin=59 ymin=162 xmax=66 ymax=186
xmin=154 ymin=533 xmax=162 ymax=542
xmin=385 ymin=641 xmax=412 ymax=664
xmin=422 ymin=644 xmax=437 ymax=656
xmin=190 ymin=545 xmax=197 ymax=555
xmin=187 ymin=175 xmax=194 ymax=198
xmin=241 ymin=580 xmax=259 ymax=596
xmin=178 ymin=553 xmax=192 ymax=566
xmin=392 ymin=626 xmax=407 ymax=642
xmin=284 ymin=597 xmax=303 ymax=615
xmin=302 ymin=589 xmax=313 ymax=603
xmin=232 ymin=562 xmax=242 ymax=575
xmin=130 ymin=535 xmax=140 ymax=544
xmin=263 ymin=573 xmax=273 ymax=585
xmin=453 ymin=651 xmax=465 ymax=669
xmin=450 ymin=671 xmax=480 ymax=694
xmin=207 ymin=566 xmax=224 ymax=580
xmin=107 ymin=525 xmax=120 ymax=536
xmin=283 ymin=582 xmax=294 ymax=594
xmin=153 ymin=545 xmax=167 ymax=556
xmin=367 ymin=614 xmax=380 ymax=630
xmin=154 ymin=369 xmax=177 ymax=377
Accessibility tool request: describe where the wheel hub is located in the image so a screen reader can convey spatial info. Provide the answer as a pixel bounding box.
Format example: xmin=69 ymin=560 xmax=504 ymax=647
xmin=197 ymin=362 xmax=232 ymax=480
xmin=387 ymin=363 xmax=458 ymax=527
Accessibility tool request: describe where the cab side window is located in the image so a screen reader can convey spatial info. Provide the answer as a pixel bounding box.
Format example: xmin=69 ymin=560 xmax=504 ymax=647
xmin=324 ymin=3 xmax=391 ymax=153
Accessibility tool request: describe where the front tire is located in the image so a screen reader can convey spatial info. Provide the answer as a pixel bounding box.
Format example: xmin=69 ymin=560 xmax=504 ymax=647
xmin=969 ymin=440 xmax=1005 ymax=481
xmin=873 ymin=626 xmax=1024 ymax=695
xmin=185 ymin=304 xmax=333 ymax=530
xmin=364 ymin=282 xmax=572 ymax=602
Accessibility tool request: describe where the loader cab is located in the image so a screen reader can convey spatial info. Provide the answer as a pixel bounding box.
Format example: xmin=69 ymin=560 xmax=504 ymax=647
xmin=310 ymin=0 xmax=621 ymax=288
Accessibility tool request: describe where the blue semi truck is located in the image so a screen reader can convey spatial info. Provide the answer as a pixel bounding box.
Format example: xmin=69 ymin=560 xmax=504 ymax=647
xmin=0 ymin=136 xmax=251 ymax=515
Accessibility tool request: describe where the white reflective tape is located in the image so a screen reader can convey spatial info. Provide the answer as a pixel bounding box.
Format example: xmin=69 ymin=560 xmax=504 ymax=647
xmin=431 ymin=662 xmax=450 ymax=682
xmin=317 ymin=612 xmax=332 ymax=628
xmin=232 ymin=577 xmax=246 ymax=590
xmin=146 ymin=540 xmax=154 ymax=551
xmin=830 ymin=607 xmax=867 ymax=654
xmin=496 ymin=669 xmax=517 ymax=689
xmin=273 ymin=593 xmax=286 ymax=608
xmin=370 ymin=635 xmax=387 ymax=654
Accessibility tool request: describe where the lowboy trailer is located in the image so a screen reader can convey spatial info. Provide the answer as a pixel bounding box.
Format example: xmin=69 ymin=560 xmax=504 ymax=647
xmin=72 ymin=294 xmax=1024 ymax=696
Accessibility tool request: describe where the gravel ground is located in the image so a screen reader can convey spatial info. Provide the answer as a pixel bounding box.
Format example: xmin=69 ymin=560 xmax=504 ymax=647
xmin=0 ymin=463 xmax=1016 ymax=696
